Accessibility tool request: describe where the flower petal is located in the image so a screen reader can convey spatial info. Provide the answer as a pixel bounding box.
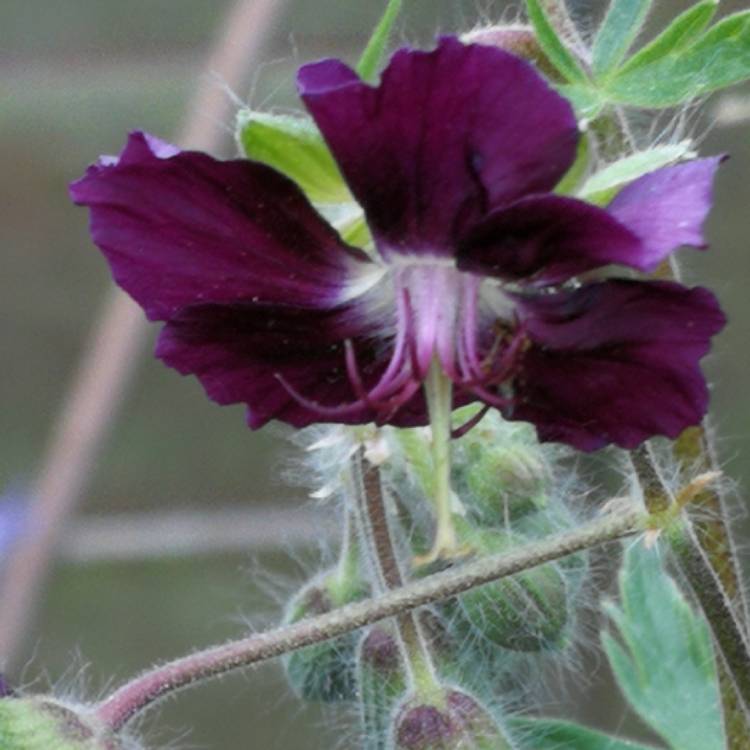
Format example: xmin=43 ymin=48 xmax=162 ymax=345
xmin=509 ymin=280 xmax=726 ymax=451
xmin=457 ymin=195 xmax=642 ymax=284
xmin=607 ymin=157 xmax=723 ymax=270
xmin=298 ymin=36 xmax=578 ymax=258
xmin=70 ymin=131 xmax=371 ymax=321
xmin=155 ymin=300 xmax=433 ymax=430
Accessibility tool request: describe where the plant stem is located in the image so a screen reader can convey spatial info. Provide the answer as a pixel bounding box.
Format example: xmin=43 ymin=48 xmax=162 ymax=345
xmin=423 ymin=359 xmax=457 ymax=561
xmin=95 ymin=502 xmax=645 ymax=732
xmin=629 ymin=449 xmax=750 ymax=738
xmin=353 ymin=450 xmax=440 ymax=699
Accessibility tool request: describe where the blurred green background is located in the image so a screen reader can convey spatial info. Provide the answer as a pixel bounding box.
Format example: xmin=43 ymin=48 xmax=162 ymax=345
xmin=2 ymin=1 xmax=749 ymax=747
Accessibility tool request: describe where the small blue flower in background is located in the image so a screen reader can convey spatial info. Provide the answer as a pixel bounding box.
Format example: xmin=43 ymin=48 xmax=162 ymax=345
xmin=0 ymin=485 xmax=29 ymax=560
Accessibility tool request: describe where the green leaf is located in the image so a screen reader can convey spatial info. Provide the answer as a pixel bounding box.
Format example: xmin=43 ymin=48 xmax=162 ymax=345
xmin=356 ymin=0 xmax=402 ymax=82
xmin=618 ymin=0 xmax=718 ymax=74
xmin=606 ymin=10 xmax=750 ymax=107
xmin=592 ymin=0 xmax=653 ymax=79
xmin=603 ymin=544 xmax=725 ymax=750
xmin=510 ymin=716 xmax=659 ymax=749
xmin=525 ymin=0 xmax=589 ymax=84
xmin=578 ymin=141 xmax=695 ymax=204
xmin=556 ymin=83 xmax=605 ymax=120
xmin=236 ymin=110 xmax=351 ymax=204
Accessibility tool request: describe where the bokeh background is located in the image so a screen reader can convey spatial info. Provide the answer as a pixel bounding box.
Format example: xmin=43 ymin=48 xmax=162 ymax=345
xmin=2 ymin=1 xmax=749 ymax=747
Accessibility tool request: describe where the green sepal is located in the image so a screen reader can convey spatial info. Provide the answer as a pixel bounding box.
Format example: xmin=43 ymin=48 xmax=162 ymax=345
xmin=339 ymin=214 xmax=373 ymax=250
xmin=592 ymin=0 xmax=653 ymax=80
xmin=525 ymin=0 xmax=589 ymax=84
xmin=605 ymin=11 xmax=750 ymax=108
xmin=578 ymin=141 xmax=695 ymax=204
xmin=510 ymin=716 xmax=660 ymax=749
xmin=0 ymin=697 xmax=124 ymax=750
xmin=554 ymin=135 xmax=590 ymax=195
xmin=602 ymin=544 xmax=725 ymax=750
xmin=356 ymin=0 xmax=403 ymax=82
xmin=236 ymin=110 xmax=351 ymax=204
xmin=617 ymin=0 xmax=718 ymax=74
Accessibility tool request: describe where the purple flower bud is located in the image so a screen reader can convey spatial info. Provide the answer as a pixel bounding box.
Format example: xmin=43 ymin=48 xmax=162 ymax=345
xmin=394 ymin=689 xmax=512 ymax=750
xmin=361 ymin=625 xmax=402 ymax=675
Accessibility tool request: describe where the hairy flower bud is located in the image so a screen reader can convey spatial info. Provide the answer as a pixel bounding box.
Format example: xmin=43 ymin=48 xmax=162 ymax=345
xmin=461 ymin=563 xmax=569 ymax=652
xmin=393 ymin=689 xmax=513 ymax=750
xmin=0 ymin=697 xmax=125 ymax=750
xmin=283 ymin=568 xmax=369 ymax=703
xmin=358 ymin=625 xmax=408 ymax=749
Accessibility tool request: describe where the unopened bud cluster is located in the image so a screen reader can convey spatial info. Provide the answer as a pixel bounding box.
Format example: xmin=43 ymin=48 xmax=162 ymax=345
xmin=287 ymin=406 xmax=586 ymax=747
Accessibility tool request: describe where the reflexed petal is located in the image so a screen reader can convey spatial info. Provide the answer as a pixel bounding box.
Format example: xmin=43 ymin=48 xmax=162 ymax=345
xmin=70 ymin=131 xmax=371 ymax=321
xmin=155 ymin=301 xmax=430 ymax=429
xmin=457 ymin=195 xmax=641 ymax=284
xmin=607 ymin=157 xmax=723 ymax=270
xmin=509 ymin=280 xmax=726 ymax=451
xmin=298 ymin=37 xmax=578 ymax=258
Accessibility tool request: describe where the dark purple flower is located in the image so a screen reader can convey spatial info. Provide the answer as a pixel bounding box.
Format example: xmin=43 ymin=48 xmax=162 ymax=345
xmin=70 ymin=37 xmax=725 ymax=451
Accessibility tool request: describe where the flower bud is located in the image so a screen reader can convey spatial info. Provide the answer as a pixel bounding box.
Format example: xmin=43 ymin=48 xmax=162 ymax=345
xmin=460 ymin=564 xmax=569 ymax=652
xmin=0 ymin=697 xmax=125 ymax=750
xmin=452 ymin=411 xmax=551 ymax=527
xmin=283 ymin=568 xmax=369 ymax=703
xmin=462 ymin=25 xmax=562 ymax=81
xmin=358 ymin=625 xmax=407 ymax=749
xmin=440 ymin=524 xmax=570 ymax=653
xmin=393 ymin=689 xmax=514 ymax=750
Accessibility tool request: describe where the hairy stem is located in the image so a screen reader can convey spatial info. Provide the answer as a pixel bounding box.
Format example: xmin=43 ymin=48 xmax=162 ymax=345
xmin=95 ymin=502 xmax=645 ymax=732
xmin=353 ymin=450 xmax=440 ymax=698
xmin=629 ymin=449 xmax=750 ymax=738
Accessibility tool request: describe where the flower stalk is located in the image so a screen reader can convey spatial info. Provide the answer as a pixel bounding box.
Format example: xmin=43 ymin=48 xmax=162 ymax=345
xmin=353 ymin=448 xmax=441 ymax=699
xmin=423 ymin=360 xmax=458 ymax=562
xmin=94 ymin=499 xmax=646 ymax=732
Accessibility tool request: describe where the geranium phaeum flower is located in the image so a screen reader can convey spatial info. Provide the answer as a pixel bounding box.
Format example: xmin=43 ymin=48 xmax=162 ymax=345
xmin=70 ymin=37 xmax=726 ymax=451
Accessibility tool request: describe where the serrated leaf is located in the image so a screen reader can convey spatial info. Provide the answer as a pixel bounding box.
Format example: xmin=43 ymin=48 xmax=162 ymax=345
xmin=603 ymin=544 xmax=724 ymax=750
xmin=236 ymin=110 xmax=351 ymax=204
xmin=592 ymin=0 xmax=653 ymax=79
xmin=510 ymin=716 xmax=659 ymax=749
xmin=606 ymin=10 xmax=750 ymax=108
xmin=525 ymin=0 xmax=588 ymax=84
xmin=578 ymin=141 xmax=695 ymax=204
xmin=618 ymin=0 xmax=718 ymax=74
xmin=356 ymin=0 xmax=402 ymax=82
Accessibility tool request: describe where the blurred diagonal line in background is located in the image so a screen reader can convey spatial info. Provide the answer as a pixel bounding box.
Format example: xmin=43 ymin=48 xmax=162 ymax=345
xmin=714 ymin=94 xmax=750 ymax=127
xmin=0 ymin=0 xmax=289 ymax=667
xmin=59 ymin=506 xmax=336 ymax=563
